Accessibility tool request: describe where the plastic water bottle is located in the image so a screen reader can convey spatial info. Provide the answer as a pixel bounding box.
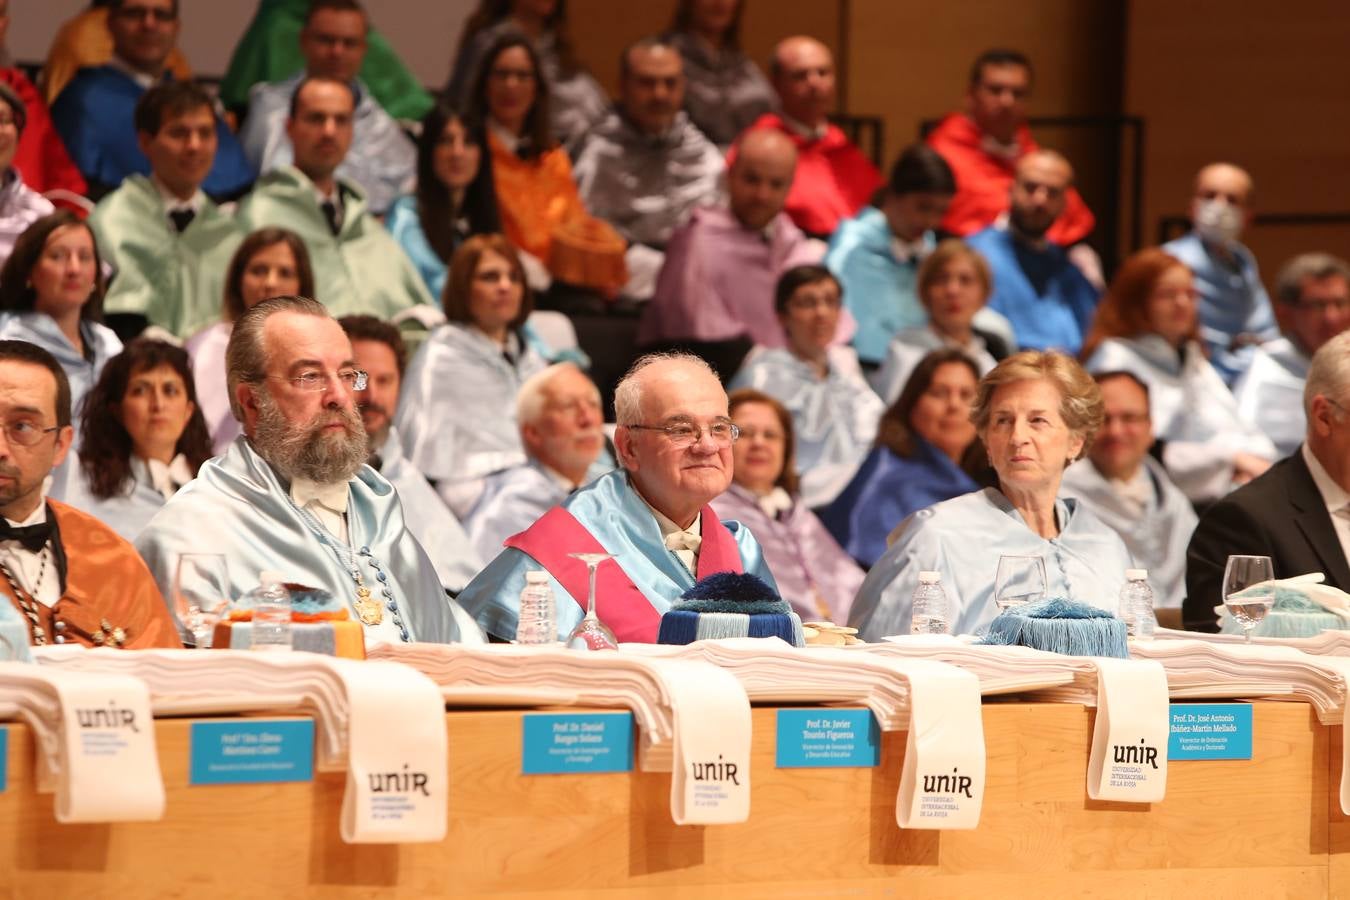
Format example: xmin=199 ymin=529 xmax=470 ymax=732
xmin=1118 ymin=568 xmax=1156 ymax=638
xmin=516 ymin=571 xmax=557 ymax=644
xmin=249 ymin=571 xmax=293 ymax=652
xmin=911 ymin=571 xmax=950 ymax=635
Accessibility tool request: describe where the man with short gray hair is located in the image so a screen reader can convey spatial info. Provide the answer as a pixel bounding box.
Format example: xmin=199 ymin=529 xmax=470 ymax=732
xmin=463 ymin=363 xmax=612 ymax=561
xmin=457 ymin=352 xmax=777 ymax=642
xmin=1185 ymin=329 xmax=1350 ymax=632
xmin=137 ymin=296 xmax=482 ymax=644
xmin=1235 ymin=252 xmax=1350 ymax=456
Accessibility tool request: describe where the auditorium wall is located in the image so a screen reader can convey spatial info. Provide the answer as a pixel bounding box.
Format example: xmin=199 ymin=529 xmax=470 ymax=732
xmin=1125 ymin=0 xmax=1350 ymax=290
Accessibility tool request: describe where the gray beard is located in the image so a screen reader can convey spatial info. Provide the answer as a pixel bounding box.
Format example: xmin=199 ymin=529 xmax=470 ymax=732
xmin=253 ymin=390 xmax=368 ymax=486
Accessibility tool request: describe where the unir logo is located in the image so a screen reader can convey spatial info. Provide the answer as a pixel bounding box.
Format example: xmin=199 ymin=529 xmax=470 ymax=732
xmin=690 ymin=754 xmax=740 ymax=786
xmin=368 ymin=763 xmax=431 ymax=797
xmin=922 ymin=767 xmax=973 ymax=798
xmin=76 ymin=701 xmax=139 ymax=733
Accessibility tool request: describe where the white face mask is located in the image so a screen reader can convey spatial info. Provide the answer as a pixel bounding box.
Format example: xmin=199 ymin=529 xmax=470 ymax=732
xmin=1193 ymin=198 xmax=1243 ymax=246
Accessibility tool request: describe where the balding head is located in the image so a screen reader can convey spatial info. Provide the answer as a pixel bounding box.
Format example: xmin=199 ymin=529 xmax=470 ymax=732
xmin=1194 ymin=163 xmax=1253 ymax=206
xmin=1009 ymin=150 xmax=1073 ymax=242
xmin=770 ymin=36 xmax=835 ymax=128
xmin=1190 ymin=163 xmax=1254 ymax=246
xmin=613 ymin=353 xmax=733 ymax=527
xmin=728 ymin=128 xmax=797 ymax=230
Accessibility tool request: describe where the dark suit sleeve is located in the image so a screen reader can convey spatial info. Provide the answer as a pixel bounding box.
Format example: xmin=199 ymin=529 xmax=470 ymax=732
xmin=1183 ymin=496 xmax=1274 ymax=632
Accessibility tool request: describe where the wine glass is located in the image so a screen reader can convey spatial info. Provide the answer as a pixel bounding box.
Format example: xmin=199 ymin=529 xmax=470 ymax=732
xmin=993 ymin=555 xmax=1047 ymax=613
xmin=173 ymin=554 xmax=231 ymax=649
xmin=565 ymin=552 xmax=618 ymax=651
xmin=1222 ymin=555 xmax=1276 ymax=643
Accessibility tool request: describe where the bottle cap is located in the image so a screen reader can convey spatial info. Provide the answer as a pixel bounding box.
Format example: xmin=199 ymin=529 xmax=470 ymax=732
xmin=918 ymin=570 xmax=941 ymax=584
xmin=1125 ymin=568 xmax=1148 ymax=580
xmin=525 ymin=570 xmax=550 ymax=584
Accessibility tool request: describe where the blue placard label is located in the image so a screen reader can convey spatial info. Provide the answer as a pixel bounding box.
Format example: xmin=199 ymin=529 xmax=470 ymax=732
xmin=0 ymin=726 xmax=7 ymax=792
xmin=1168 ymin=703 xmax=1253 ymax=760
xmin=189 ymin=719 xmax=315 ymax=785
xmin=775 ymin=709 xmax=880 ymax=768
xmin=521 ymin=712 xmax=634 ymax=774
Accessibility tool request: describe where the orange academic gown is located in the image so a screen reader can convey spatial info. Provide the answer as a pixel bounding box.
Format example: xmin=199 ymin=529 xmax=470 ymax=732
xmin=1 ymin=499 xmax=181 ymax=649
xmin=42 ymin=7 xmax=193 ymax=106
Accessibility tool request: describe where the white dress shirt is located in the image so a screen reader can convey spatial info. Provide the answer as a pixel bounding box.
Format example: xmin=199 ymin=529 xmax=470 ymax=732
xmin=0 ymin=500 xmax=59 ymax=607
xmin=1302 ymin=443 xmax=1350 ymax=569
xmin=642 ymin=496 xmax=703 ymax=575
xmin=290 ymin=477 xmax=350 ymax=546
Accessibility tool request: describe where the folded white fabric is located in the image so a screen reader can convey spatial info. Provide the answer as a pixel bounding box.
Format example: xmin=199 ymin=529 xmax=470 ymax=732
xmin=869 ymin=637 xmax=1171 ymax=803
xmin=32 ymin=646 xmax=449 ymax=842
xmin=370 ymin=643 xmax=753 ymax=825
xmin=628 ymin=638 xmax=988 ymax=828
xmin=0 ymin=662 xmax=164 ymax=823
xmin=1129 ymin=637 xmax=1350 ymax=813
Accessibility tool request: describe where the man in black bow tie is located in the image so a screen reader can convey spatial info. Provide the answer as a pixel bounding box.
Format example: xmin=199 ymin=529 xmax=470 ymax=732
xmin=0 ymin=340 xmax=180 ymax=649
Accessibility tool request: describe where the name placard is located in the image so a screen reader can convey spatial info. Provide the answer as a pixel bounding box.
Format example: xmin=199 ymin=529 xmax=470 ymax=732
xmin=1168 ymin=703 xmax=1253 ymax=760
xmin=521 ymin=712 xmax=634 ymax=775
xmin=0 ymin=726 xmax=7 ymax=793
xmin=189 ymin=719 xmax=315 ymax=785
xmin=775 ymin=709 xmax=880 ymax=768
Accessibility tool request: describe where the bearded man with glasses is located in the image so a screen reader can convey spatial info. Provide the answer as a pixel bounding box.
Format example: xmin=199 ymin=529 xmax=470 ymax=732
xmin=136 ymin=296 xmax=483 ymax=645
xmin=459 ymin=352 xmax=778 ymax=643
xmin=0 ymin=339 xmax=179 ymax=649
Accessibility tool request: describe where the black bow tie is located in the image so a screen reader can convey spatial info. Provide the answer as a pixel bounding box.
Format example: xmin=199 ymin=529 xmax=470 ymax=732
xmin=0 ymin=519 xmax=52 ymax=553
xmin=169 ymin=207 xmax=196 ymax=233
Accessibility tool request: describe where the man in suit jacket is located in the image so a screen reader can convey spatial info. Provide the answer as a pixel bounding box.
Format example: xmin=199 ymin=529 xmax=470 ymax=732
xmin=1184 ymin=330 xmax=1350 ymax=631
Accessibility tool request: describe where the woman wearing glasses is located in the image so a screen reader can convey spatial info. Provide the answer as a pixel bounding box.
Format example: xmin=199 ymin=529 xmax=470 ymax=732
xmin=0 ymin=211 xmax=121 ymax=447
xmin=397 ymin=234 xmax=547 ymax=518
xmin=729 ymin=265 xmax=883 ymax=509
xmin=1082 ymin=248 xmax=1276 ymax=502
xmin=61 ymin=339 xmax=211 ymax=541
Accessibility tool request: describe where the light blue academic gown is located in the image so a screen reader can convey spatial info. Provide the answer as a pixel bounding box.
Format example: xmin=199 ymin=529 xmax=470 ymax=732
xmin=730 ymin=346 xmax=884 ymax=509
xmin=464 ymin=455 xmax=615 ymax=562
xmin=57 ymin=456 xmax=174 ymax=543
xmin=871 ymin=325 xmax=999 ymax=404
xmin=385 ymin=194 xmax=452 ymax=301
xmin=1085 ymin=335 xmax=1276 ymax=501
xmin=395 ymin=323 xmax=547 ymax=507
xmin=967 ymin=224 xmax=1099 ymax=353
xmin=50 ymin=65 xmax=255 ymax=198
xmin=238 ymin=74 xmax=415 ymax=215
xmin=135 ymin=437 xmax=482 ymax=644
xmin=1233 ymin=337 xmax=1310 ymax=458
xmin=825 ymin=207 xmax=933 ymax=366
xmin=848 ymin=487 xmax=1132 ymax=641
xmin=1163 ymin=231 xmax=1279 ymax=384
xmin=457 ymin=469 xmax=777 ymax=642
xmin=376 ymin=427 xmax=481 ymax=594
xmin=0 ymin=313 xmax=122 ymax=422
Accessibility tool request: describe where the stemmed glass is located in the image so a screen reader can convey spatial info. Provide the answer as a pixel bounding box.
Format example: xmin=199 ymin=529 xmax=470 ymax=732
xmin=993 ymin=555 xmax=1047 ymax=613
xmin=174 ymin=554 xmax=231 ymax=649
xmin=565 ymin=552 xmax=619 ymax=651
xmin=1222 ymin=555 xmax=1276 ymax=643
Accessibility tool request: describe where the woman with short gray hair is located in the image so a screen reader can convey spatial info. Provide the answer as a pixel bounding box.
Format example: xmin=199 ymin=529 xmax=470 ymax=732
xmin=849 ymin=350 xmax=1132 ymax=639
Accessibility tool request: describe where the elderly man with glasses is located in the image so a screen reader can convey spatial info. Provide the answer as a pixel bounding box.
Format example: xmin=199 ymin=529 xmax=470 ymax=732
xmin=136 ymin=295 xmax=483 ymax=645
xmin=0 ymin=339 xmax=179 ymax=649
xmin=458 ymin=352 xmax=778 ymax=643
